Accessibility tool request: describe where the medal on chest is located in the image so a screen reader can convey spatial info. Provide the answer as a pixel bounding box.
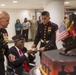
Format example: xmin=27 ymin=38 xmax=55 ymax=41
xmin=48 ymin=27 xmax=51 ymax=33
xmin=3 ymin=33 xmax=8 ymax=42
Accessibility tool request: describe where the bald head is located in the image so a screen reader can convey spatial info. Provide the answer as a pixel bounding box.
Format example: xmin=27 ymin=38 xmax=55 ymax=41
xmin=0 ymin=10 xmax=10 ymax=28
xmin=0 ymin=10 xmax=9 ymax=19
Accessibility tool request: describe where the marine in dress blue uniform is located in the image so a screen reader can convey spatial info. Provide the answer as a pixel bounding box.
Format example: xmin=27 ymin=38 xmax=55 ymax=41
xmin=0 ymin=28 xmax=10 ymax=75
xmin=32 ymin=11 xmax=58 ymax=57
xmin=0 ymin=10 xmax=15 ymax=75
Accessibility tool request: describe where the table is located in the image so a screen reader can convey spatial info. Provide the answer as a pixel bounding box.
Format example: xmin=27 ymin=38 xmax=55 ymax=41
xmin=40 ymin=50 xmax=76 ymax=75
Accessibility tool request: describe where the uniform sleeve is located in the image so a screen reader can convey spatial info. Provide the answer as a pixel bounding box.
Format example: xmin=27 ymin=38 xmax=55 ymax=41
xmin=34 ymin=25 xmax=41 ymax=46
xmin=45 ymin=25 xmax=58 ymax=49
xmin=28 ymin=54 xmax=36 ymax=63
xmin=4 ymin=45 xmax=10 ymax=58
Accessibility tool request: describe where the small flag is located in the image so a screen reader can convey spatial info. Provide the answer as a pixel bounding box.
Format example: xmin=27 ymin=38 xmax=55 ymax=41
xmin=56 ymin=23 xmax=69 ymax=43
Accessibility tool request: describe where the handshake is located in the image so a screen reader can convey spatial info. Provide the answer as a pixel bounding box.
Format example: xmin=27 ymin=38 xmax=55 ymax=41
xmin=26 ymin=44 xmax=46 ymax=55
xmin=26 ymin=48 xmax=39 ymax=55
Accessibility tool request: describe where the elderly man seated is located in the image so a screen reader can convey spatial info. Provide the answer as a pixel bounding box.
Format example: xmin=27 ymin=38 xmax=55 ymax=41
xmin=8 ymin=35 xmax=37 ymax=75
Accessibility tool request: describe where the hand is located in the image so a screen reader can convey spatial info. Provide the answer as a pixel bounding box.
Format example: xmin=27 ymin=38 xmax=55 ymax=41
xmin=26 ymin=50 xmax=34 ymax=54
xmin=17 ymin=28 xmax=20 ymax=31
xmin=27 ymin=50 xmax=37 ymax=54
xmin=39 ymin=47 xmax=45 ymax=52
xmin=31 ymin=44 xmax=36 ymax=48
xmin=31 ymin=50 xmax=37 ymax=54
xmin=8 ymin=54 xmax=15 ymax=62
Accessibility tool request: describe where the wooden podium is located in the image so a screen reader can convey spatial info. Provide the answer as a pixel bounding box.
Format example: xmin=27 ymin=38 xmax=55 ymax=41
xmin=40 ymin=50 xmax=76 ymax=75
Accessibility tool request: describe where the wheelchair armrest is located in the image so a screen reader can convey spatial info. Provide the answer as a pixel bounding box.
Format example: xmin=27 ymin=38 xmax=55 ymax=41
xmin=6 ymin=66 xmax=13 ymax=70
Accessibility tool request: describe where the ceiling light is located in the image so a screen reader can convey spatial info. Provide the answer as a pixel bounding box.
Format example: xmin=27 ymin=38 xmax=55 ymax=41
xmin=12 ymin=1 xmax=18 ymax=3
xmin=64 ymin=2 xmax=69 ymax=4
xmin=0 ymin=4 xmax=5 ymax=6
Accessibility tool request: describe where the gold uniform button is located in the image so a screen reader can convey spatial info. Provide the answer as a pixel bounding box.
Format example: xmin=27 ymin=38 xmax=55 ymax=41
xmin=44 ymin=29 xmax=46 ymax=31
xmin=44 ymin=34 xmax=46 ymax=35
xmin=45 ymin=26 xmax=47 ymax=28
xmin=44 ymin=28 xmax=46 ymax=30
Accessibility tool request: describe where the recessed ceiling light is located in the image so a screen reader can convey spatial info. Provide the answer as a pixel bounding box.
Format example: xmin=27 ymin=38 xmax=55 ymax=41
xmin=64 ymin=2 xmax=69 ymax=4
xmin=0 ymin=4 xmax=5 ymax=6
xmin=12 ymin=1 xmax=18 ymax=3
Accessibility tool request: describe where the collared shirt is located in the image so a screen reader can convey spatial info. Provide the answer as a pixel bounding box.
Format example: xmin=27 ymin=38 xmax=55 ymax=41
xmin=15 ymin=46 xmax=28 ymax=57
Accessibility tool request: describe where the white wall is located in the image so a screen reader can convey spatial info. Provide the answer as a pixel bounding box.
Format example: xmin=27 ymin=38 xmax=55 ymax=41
xmin=0 ymin=9 xmax=36 ymax=40
xmin=44 ymin=1 xmax=64 ymax=49
xmin=44 ymin=1 xmax=64 ymax=26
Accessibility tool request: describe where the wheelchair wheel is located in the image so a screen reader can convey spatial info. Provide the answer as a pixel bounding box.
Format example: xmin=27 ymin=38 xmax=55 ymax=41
xmin=5 ymin=70 xmax=10 ymax=75
xmin=5 ymin=68 xmax=15 ymax=75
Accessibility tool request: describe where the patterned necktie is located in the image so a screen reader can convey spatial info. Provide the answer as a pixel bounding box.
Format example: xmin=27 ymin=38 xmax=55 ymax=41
xmin=19 ymin=50 xmax=30 ymax=72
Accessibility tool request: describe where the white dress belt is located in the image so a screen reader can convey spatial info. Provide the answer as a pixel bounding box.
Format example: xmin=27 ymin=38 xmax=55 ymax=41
xmin=41 ymin=39 xmax=49 ymax=43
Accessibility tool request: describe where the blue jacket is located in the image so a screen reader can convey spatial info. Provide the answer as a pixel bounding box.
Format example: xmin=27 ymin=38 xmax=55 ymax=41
xmin=9 ymin=46 xmax=28 ymax=75
xmin=15 ymin=23 xmax=22 ymax=31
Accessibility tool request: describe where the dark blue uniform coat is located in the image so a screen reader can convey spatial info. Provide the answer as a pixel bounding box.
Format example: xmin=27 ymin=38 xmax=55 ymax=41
xmin=0 ymin=28 xmax=10 ymax=75
xmin=34 ymin=21 xmax=58 ymax=56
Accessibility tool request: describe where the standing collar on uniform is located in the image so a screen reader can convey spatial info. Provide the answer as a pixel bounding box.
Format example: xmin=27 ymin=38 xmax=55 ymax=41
xmin=42 ymin=21 xmax=51 ymax=26
xmin=45 ymin=21 xmax=51 ymax=26
xmin=48 ymin=21 xmax=51 ymax=24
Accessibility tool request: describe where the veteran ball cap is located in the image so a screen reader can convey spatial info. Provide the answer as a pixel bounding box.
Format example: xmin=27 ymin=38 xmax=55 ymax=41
xmin=12 ymin=35 xmax=24 ymax=41
xmin=41 ymin=11 xmax=50 ymax=16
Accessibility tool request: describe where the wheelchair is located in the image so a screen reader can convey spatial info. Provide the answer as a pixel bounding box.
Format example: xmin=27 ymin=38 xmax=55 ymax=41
xmin=5 ymin=66 xmax=17 ymax=75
